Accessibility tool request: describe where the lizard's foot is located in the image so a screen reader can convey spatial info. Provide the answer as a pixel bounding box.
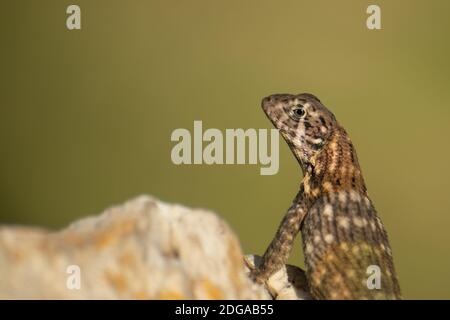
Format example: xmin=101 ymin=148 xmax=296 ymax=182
xmin=244 ymin=255 xmax=268 ymax=284
xmin=249 ymin=269 xmax=267 ymax=284
xmin=244 ymin=254 xmax=312 ymax=299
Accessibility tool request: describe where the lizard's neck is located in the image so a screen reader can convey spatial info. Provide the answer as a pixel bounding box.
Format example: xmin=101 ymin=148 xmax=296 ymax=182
xmin=301 ymin=127 xmax=367 ymax=200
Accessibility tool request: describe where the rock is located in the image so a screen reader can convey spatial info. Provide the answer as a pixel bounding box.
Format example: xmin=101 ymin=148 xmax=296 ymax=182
xmin=0 ymin=195 xmax=309 ymax=299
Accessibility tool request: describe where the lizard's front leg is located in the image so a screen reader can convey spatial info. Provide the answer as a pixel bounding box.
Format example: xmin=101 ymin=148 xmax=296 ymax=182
xmin=250 ymin=191 xmax=308 ymax=283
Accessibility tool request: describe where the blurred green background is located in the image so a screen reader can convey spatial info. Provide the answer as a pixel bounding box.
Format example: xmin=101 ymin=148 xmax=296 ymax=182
xmin=1 ymin=0 xmax=450 ymax=299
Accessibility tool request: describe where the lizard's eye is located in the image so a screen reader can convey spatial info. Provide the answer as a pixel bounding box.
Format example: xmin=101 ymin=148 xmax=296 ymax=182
xmin=290 ymin=105 xmax=306 ymax=119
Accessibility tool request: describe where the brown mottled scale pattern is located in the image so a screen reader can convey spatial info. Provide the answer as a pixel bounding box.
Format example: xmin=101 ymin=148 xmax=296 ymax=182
xmin=250 ymin=93 xmax=401 ymax=300
xmin=302 ymin=192 xmax=400 ymax=299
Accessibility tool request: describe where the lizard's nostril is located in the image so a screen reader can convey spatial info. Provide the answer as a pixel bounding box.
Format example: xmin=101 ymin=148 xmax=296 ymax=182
xmin=262 ymin=96 xmax=272 ymax=107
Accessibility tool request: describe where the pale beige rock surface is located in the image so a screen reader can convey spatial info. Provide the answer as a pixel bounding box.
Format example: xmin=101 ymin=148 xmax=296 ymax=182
xmin=0 ymin=195 xmax=308 ymax=299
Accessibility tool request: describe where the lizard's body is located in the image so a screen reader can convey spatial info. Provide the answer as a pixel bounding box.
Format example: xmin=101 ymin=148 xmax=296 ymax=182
xmin=251 ymin=93 xmax=401 ymax=299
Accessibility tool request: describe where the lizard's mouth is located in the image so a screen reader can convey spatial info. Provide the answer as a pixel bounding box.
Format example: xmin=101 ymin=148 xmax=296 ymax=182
xmin=261 ymin=103 xmax=297 ymax=150
xmin=262 ymin=109 xmax=282 ymax=131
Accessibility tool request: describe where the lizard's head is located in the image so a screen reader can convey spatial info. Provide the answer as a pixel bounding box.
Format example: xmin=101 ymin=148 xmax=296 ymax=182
xmin=261 ymin=93 xmax=337 ymax=167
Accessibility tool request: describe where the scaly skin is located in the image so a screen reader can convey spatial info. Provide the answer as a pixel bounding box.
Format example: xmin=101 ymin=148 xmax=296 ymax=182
xmin=250 ymin=93 xmax=401 ymax=299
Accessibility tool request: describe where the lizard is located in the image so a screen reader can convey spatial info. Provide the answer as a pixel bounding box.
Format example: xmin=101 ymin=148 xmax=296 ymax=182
xmin=249 ymin=93 xmax=401 ymax=299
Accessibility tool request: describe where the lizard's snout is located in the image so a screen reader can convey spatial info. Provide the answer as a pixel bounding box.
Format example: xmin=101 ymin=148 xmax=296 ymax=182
xmin=261 ymin=96 xmax=274 ymax=112
xmin=262 ymin=96 xmax=272 ymax=104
